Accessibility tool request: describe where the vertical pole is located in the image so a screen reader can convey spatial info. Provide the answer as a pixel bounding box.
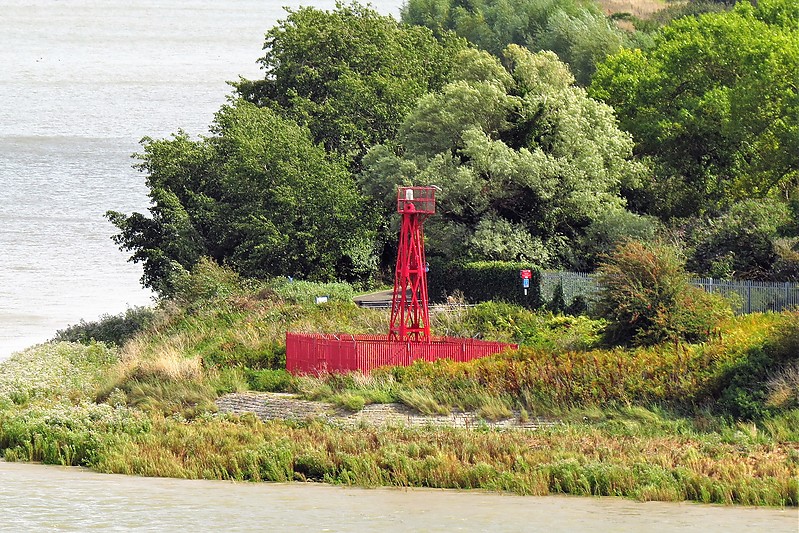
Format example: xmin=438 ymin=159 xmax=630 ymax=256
xmin=785 ymin=282 xmax=790 ymax=312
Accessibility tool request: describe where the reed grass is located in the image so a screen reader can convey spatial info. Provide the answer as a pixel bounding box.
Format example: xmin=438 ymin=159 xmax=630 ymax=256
xmin=83 ymin=414 xmax=797 ymax=506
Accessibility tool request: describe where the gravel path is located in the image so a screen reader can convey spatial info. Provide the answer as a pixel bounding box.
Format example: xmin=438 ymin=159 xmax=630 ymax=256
xmin=216 ymin=392 xmax=557 ymax=430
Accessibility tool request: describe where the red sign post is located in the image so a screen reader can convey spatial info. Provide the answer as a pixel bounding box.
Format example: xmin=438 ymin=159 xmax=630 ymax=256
xmin=520 ymin=269 xmax=532 ymax=295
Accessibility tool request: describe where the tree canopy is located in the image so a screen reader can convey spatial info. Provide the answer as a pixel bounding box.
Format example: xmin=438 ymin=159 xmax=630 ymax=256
xmin=401 ymin=0 xmax=639 ymax=85
xmin=590 ymin=0 xmax=799 ymax=218
xmin=236 ymin=2 xmax=465 ymax=165
xmin=108 ymin=0 xmax=799 ymax=295
xmin=108 ymin=102 xmax=376 ymax=295
xmin=360 ymin=46 xmax=646 ymax=268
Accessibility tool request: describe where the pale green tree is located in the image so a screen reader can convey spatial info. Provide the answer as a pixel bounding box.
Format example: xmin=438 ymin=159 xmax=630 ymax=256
xmin=361 ymin=46 xmax=646 ymax=268
xmin=402 ymin=0 xmax=637 ymax=85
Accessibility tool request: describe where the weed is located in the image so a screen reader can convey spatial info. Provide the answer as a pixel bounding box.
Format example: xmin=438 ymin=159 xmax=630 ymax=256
xmin=397 ymin=389 xmax=450 ymax=415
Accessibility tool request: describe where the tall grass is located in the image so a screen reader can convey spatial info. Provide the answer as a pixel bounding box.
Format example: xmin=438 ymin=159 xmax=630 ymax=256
xmin=85 ymin=414 xmax=797 ymax=506
xmin=372 ymin=312 xmax=793 ymax=417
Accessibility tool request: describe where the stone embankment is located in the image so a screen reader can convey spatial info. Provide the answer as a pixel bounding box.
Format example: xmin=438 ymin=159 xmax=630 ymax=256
xmin=216 ymin=392 xmax=557 ymax=430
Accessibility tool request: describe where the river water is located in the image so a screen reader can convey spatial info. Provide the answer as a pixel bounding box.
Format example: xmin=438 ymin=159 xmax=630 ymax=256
xmin=1 ymin=461 xmax=796 ymax=532
xmin=0 ymin=0 xmax=402 ymax=359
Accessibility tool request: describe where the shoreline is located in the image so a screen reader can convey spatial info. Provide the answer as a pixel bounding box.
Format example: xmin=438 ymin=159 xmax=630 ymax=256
xmin=3 ymin=458 xmax=798 ymax=512
xmin=3 ymin=461 xmax=797 ymax=532
xmin=1 ymin=329 xmax=797 ymax=508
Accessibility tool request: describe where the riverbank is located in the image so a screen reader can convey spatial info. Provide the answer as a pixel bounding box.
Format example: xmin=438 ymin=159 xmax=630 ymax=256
xmin=1 ymin=340 xmax=796 ymax=506
xmin=1 ymin=273 xmax=797 ymax=506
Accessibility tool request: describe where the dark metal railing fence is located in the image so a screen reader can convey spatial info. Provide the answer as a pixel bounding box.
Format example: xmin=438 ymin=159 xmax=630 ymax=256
xmin=540 ymin=271 xmax=799 ymax=315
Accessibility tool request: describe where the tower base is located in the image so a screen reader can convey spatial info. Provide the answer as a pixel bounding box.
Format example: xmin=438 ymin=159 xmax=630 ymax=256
xmin=286 ymin=333 xmax=516 ymax=375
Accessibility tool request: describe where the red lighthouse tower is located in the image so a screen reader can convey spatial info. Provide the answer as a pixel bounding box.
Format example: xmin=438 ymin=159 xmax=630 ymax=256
xmin=389 ymin=186 xmax=436 ymax=341
xmin=285 ymin=184 xmax=516 ymax=376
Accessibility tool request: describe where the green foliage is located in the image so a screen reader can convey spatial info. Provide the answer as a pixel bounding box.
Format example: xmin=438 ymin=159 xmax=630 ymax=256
xmin=263 ymin=278 xmax=356 ymax=305
xmin=574 ymin=210 xmax=660 ymax=271
xmin=83 ymin=415 xmax=796 ymax=505
xmin=0 ymin=402 xmax=150 ymax=467
xmin=236 ymin=1 xmax=465 ymax=164
xmin=545 ymin=281 xmax=567 ymax=313
xmin=0 ymin=342 xmax=119 ymax=404
xmin=538 ymin=8 xmax=637 ymax=86
xmin=246 ymin=369 xmax=296 ymax=393
xmin=361 ymin=46 xmax=644 ymax=270
xmin=374 ymin=311 xmax=795 ymax=419
xmin=428 ymin=261 xmax=541 ymax=308
xmin=108 ymin=102 xmax=378 ymax=296
xmin=171 ymin=257 xmax=249 ymax=308
xmin=686 ymin=199 xmax=792 ymax=280
xmin=715 ymin=312 xmax=799 ymax=419
xmin=772 ymin=238 xmax=799 ymax=281
xmin=402 ymin=0 xmax=635 ymax=85
xmin=646 ymin=0 xmax=729 ymax=28
xmin=460 ymin=301 xmax=539 ymax=339
xmin=95 ymin=354 xmax=218 ymax=419
xmin=431 ymin=301 xmax=605 ymax=349
xmin=208 ymin=367 xmax=250 ymax=396
xmin=595 ymin=240 xmax=732 ymax=345
xmin=54 ymin=307 xmax=155 ymax=346
xmin=3 ymin=275 xmax=799 ymax=505
xmin=590 ymin=1 xmax=799 ymax=218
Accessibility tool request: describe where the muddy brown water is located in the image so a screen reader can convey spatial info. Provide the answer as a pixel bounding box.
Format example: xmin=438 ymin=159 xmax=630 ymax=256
xmin=1 ymin=461 xmax=796 ymax=532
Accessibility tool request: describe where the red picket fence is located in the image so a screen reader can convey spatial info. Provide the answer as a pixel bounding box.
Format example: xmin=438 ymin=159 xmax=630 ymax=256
xmin=286 ymin=332 xmax=517 ymax=375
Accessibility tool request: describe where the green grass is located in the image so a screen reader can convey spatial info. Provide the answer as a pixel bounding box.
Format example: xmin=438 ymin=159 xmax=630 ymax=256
xmin=85 ymin=413 xmax=798 ymax=506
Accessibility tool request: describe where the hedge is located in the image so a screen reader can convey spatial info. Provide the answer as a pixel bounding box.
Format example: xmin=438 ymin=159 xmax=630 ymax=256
xmin=427 ymin=259 xmax=541 ymax=308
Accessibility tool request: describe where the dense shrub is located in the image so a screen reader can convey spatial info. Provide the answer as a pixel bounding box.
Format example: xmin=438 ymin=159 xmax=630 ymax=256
xmin=54 ymin=307 xmax=155 ymax=346
xmin=715 ymin=311 xmax=799 ymax=419
xmin=686 ymin=200 xmax=790 ymax=280
xmin=427 ymin=260 xmax=541 ymax=308
xmin=772 ymin=238 xmax=799 ymax=281
xmin=574 ymin=210 xmax=660 ymax=271
xmin=171 ymin=257 xmax=250 ymax=308
xmin=596 ymin=240 xmax=731 ymax=346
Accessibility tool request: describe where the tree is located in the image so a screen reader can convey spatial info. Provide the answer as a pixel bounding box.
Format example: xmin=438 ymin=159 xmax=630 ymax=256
xmin=402 ymin=0 xmax=637 ymax=85
xmin=235 ymin=2 xmax=465 ymax=165
xmin=573 ymin=209 xmax=660 ymax=271
xmin=686 ymin=199 xmax=791 ymax=280
xmin=108 ymin=102 xmax=377 ymax=296
xmin=360 ymin=46 xmax=646 ymax=268
xmin=590 ymin=0 xmax=799 ymax=218
xmin=596 ymin=240 xmax=731 ymax=346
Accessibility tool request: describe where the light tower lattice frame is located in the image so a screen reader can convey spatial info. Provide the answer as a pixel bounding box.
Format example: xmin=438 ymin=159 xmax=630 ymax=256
xmin=389 ymin=186 xmax=435 ymax=342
